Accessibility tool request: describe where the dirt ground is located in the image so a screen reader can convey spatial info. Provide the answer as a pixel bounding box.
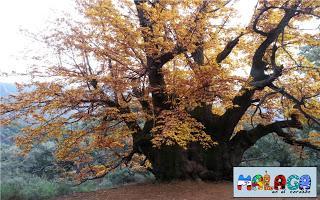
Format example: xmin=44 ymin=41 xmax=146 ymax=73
xmin=56 ymin=181 xmax=318 ymax=200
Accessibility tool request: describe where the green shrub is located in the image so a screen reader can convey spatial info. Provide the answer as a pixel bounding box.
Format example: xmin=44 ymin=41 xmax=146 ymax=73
xmin=1 ymin=181 xmax=23 ymax=200
xmin=97 ymin=178 xmax=113 ymax=189
xmin=0 ymin=174 xmax=71 ymax=200
xmin=106 ymin=168 xmax=154 ymax=186
xmin=72 ymin=181 xmax=99 ymax=193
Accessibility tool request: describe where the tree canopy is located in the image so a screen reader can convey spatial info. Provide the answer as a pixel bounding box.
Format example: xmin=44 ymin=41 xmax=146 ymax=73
xmin=1 ymin=0 xmax=320 ymax=182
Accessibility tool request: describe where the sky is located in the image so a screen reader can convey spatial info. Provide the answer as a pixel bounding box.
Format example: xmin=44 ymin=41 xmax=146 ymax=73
xmin=0 ymin=0 xmax=76 ymax=83
xmin=2 ymin=0 xmax=315 ymax=84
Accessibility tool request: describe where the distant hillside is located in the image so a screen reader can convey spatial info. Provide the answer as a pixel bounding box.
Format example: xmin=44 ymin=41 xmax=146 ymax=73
xmin=0 ymin=83 xmax=19 ymax=144
xmin=0 ymin=82 xmax=17 ymax=97
xmin=0 ymin=125 xmax=22 ymax=145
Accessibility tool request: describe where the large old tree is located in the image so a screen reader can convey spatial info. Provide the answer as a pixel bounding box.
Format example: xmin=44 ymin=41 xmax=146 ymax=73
xmin=1 ymin=0 xmax=320 ymax=182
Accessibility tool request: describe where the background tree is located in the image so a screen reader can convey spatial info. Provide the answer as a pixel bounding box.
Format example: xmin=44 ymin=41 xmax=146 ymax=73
xmin=1 ymin=0 xmax=319 ymax=182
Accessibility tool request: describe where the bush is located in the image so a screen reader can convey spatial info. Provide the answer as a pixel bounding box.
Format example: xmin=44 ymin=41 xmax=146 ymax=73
xmin=1 ymin=181 xmax=22 ymax=200
xmin=0 ymin=174 xmax=71 ymax=200
xmin=72 ymin=181 xmax=99 ymax=193
xmin=0 ymin=168 xmax=154 ymax=200
xmin=106 ymin=168 xmax=154 ymax=186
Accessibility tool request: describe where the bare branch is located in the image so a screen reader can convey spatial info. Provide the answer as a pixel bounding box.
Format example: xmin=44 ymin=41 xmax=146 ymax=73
xmin=269 ymin=83 xmax=320 ymax=126
xmin=74 ymin=151 xmax=136 ymax=185
xmin=250 ymin=91 xmax=278 ymax=127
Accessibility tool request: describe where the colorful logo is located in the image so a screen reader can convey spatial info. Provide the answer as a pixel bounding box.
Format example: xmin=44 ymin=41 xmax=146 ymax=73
xmin=233 ymin=167 xmax=317 ymax=197
xmin=237 ymin=171 xmax=311 ymax=191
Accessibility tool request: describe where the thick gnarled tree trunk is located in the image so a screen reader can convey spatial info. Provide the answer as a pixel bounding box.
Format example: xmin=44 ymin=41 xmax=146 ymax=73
xmin=143 ymin=119 xmax=305 ymax=181
xmin=145 ymin=142 xmax=244 ymax=181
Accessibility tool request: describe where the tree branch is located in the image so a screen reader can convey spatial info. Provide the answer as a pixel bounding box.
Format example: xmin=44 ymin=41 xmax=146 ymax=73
xmin=250 ymin=3 xmax=298 ymax=83
xmin=216 ymin=33 xmax=244 ymax=63
xmin=219 ymin=88 xmax=256 ymax=141
xmin=269 ymin=83 xmax=320 ymax=126
xmin=74 ymin=151 xmax=136 ymax=186
xmin=230 ymin=119 xmax=302 ymax=150
xmin=274 ymin=129 xmax=320 ymax=151
xmin=250 ymin=91 xmax=278 ymax=127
